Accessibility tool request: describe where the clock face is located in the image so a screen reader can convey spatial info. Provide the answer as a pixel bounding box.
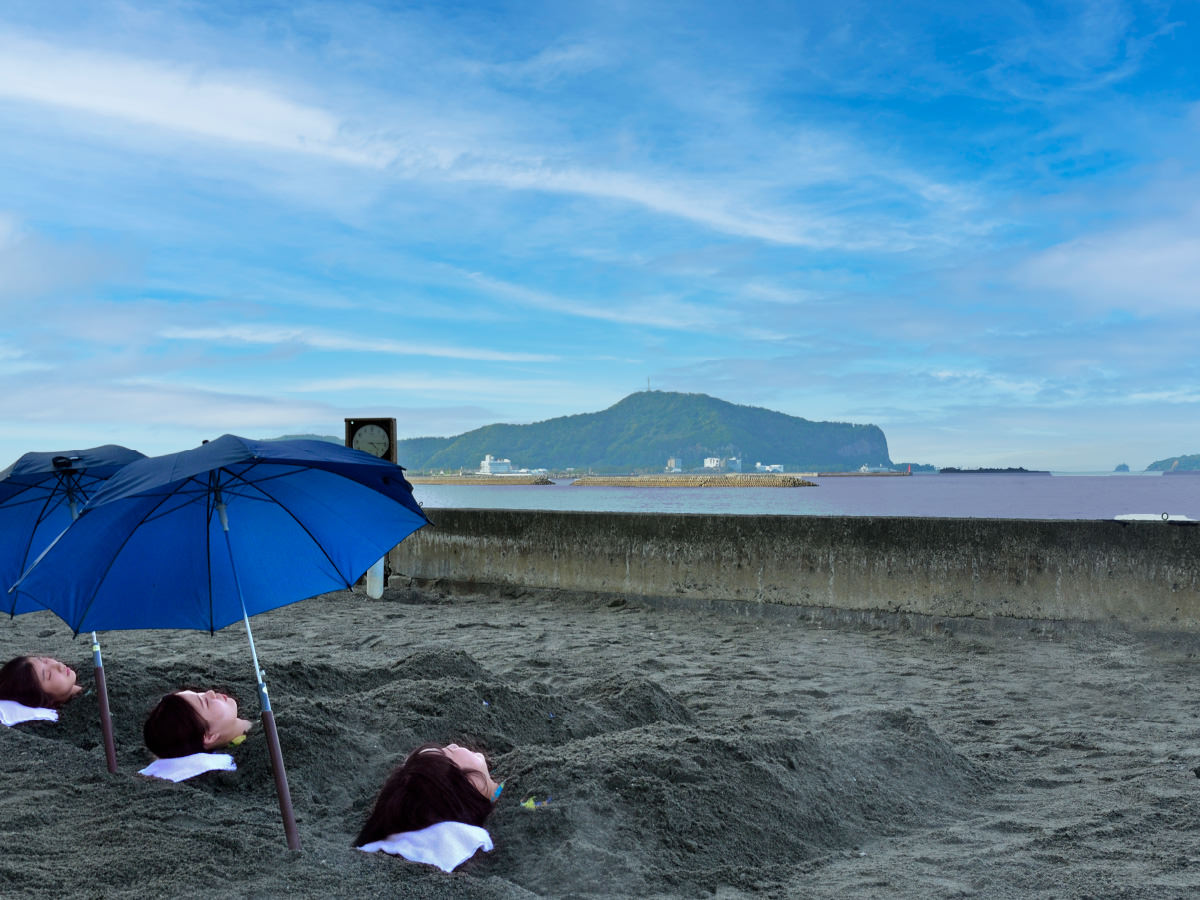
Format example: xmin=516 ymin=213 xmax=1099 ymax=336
xmin=351 ymin=423 xmax=391 ymax=458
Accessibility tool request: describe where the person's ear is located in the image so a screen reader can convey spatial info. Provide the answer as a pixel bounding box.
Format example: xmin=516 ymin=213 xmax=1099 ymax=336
xmin=202 ymin=728 xmax=223 ymax=750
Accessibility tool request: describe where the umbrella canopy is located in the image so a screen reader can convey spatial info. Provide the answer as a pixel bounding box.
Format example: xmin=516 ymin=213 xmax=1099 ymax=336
xmin=13 ymin=434 xmax=428 ymax=634
xmin=13 ymin=434 xmax=430 ymax=850
xmin=1 ymin=445 xmax=146 ymax=613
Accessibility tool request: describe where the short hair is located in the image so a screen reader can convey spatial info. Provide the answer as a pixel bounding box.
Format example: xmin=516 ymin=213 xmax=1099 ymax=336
xmin=143 ymin=692 xmax=206 ymax=759
xmin=0 ymin=656 xmax=52 ymax=708
xmin=354 ymin=743 xmax=495 ymax=846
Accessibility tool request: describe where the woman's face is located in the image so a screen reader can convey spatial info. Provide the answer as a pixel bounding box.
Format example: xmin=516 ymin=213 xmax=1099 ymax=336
xmin=435 ymin=744 xmax=500 ymax=799
xmin=177 ymin=689 xmax=240 ymax=747
xmin=32 ymin=657 xmax=81 ymax=705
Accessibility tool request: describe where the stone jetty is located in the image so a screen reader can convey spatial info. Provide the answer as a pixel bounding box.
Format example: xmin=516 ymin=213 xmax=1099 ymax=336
xmin=570 ymin=473 xmax=816 ymax=487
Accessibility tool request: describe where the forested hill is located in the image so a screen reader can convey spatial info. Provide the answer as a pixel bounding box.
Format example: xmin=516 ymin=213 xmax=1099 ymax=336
xmin=1147 ymin=454 xmax=1200 ymax=472
xmin=393 ymin=391 xmax=892 ymax=473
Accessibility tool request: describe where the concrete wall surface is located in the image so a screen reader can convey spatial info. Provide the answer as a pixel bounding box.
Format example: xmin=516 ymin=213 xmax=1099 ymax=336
xmin=389 ymin=509 xmax=1200 ymax=631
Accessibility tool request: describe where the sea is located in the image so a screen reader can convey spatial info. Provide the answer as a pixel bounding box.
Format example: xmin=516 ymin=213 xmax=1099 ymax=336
xmin=410 ymin=472 xmax=1200 ymax=521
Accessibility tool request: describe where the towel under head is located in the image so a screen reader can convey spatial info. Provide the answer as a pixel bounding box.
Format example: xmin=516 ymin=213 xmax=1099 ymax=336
xmin=0 ymin=699 xmax=58 ymax=727
xmin=139 ymin=752 xmax=237 ymax=782
xmin=357 ymin=821 xmax=494 ymax=872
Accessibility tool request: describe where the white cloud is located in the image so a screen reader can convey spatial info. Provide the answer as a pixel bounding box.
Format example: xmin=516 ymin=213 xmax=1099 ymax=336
xmin=0 ymin=32 xmax=392 ymax=167
xmin=0 ymin=213 xmax=124 ymax=304
xmin=1019 ymin=218 xmax=1200 ymax=312
xmin=463 ymin=271 xmax=729 ymax=332
xmin=160 ymin=324 xmax=557 ymax=363
xmin=293 ymin=372 xmax=611 ymax=406
xmin=0 ymin=31 xmax=976 ymax=252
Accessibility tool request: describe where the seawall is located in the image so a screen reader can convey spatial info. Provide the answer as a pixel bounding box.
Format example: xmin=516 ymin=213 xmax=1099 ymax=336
xmin=388 ymin=509 xmax=1200 ymax=633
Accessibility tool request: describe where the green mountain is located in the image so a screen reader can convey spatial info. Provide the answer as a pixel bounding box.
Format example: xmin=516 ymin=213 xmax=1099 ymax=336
xmin=1147 ymin=454 xmax=1200 ymax=472
xmin=394 ymin=391 xmax=891 ymax=473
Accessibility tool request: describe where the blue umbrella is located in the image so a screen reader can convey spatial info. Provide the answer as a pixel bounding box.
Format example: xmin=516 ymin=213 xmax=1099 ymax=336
xmin=1 ymin=444 xmax=146 ymax=773
xmin=13 ymin=434 xmax=430 ymax=850
xmin=1 ymin=445 xmax=146 ymax=612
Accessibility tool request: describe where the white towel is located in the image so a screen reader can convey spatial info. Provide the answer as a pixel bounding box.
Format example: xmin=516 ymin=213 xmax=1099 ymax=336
xmin=358 ymin=821 xmax=494 ymax=872
xmin=0 ymin=700 xmax=59 ymax=727
xmin=139 ymin=752 xmax=237 ymax=782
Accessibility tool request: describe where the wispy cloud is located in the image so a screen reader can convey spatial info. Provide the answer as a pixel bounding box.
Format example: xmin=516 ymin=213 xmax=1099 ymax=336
xmin=1018 ymin=215 xmax=1200 ymax=312
xmin=160 ymin=324 xmax=558 ymax=363
xmin=0 ymin=212 xmax=124 ymax=304
xmin=0 ymin=32 xmax=392 ymax=167
xmin=0 ymin=30 xmax=979 ymax=253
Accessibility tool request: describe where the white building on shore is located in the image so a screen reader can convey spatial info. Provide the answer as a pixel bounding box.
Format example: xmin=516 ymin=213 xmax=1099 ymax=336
xmin=479 ymin=454 xmax=513 ymax=474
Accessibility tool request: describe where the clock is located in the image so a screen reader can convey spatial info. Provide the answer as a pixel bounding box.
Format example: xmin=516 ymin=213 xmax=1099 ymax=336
xmin=345 ymin=418 xmax=397 ymax=462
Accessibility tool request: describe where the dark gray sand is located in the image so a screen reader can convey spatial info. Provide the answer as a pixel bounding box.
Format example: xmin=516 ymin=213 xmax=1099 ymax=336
xmin=3 ymin=585 xmax=1199 ymax=899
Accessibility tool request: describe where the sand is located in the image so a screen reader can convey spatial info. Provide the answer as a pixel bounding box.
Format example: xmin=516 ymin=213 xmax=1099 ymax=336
xmin=2 ymin=584 xmax=1199 ymax=899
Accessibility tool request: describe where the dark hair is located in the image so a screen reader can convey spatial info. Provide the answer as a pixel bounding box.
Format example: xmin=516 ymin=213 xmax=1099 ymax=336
xmin=354 ymin=743 xmax=495 ymax=846
xmin=143 ymin=692 xmax=206 ymax=759
xmin=0 ymin=656 xmax=52 ymax=707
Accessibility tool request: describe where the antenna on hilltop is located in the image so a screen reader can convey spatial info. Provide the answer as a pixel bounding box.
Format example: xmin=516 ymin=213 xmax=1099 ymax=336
xmin=647 ymin=377 xmax=651 ymax=391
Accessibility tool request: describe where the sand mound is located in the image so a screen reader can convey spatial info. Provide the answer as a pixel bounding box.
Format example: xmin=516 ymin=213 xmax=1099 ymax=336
xmin=13 ymin=588 xmax=1187 ymax=898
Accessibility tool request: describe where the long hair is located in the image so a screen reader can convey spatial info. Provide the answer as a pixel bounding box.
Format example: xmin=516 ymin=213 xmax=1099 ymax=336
xmin=143 ymin=692 xmax=206 ymax=759
xmin=355 ymin=743 xmax=495 ymax=846
xmin=0 ymin=657 xmax=52 ymax=707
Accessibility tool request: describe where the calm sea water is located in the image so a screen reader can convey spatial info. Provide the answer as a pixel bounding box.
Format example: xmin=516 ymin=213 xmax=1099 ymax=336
xmin=411 ymin=473 xmax=1200 ymax=520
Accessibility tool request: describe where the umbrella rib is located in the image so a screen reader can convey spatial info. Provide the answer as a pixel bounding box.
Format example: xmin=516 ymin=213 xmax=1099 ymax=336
xmin=206 ymin=480 xmax=216 ymax=635
xmin=69 ymin=486 xmax=185 ymax=636
xmin=223 ymin=465 xmax=357 ymax=589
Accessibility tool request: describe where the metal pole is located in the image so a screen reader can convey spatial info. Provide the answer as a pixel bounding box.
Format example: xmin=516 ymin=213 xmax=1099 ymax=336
xmin=67 ymin=488 xmax=118 ymax=776
xmin=216 ymin=498 xmax=301 ymax=851
xmin=91 ymin=633 xmax=118 ymax=774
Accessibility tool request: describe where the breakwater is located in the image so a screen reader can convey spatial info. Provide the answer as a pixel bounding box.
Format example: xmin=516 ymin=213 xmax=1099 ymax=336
xmin=389 ymin=509 xmax=1200 ymax=633
xmin=406 ymin=475 xmax=554 ymax=485
xmin=570 ymin=474 xmax=816 ymax=487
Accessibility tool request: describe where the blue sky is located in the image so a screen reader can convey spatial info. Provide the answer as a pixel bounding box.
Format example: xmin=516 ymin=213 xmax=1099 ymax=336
xmin=1 ymin=1 xmax=1198 ymax=471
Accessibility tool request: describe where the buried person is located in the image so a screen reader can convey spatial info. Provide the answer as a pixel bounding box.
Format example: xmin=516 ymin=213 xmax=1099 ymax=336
xmin=0 ymin=656 xmax=83 ymax=721
xmin=354 ymin=743 xmax=503 ymax=872
xmin=142 ymin=689 xmax=252 ymax=759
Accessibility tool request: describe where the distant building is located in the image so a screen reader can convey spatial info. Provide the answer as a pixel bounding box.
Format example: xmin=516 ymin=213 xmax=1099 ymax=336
xmin=726 ymin=457 xmax=742 ymax=472
xmin=480 ymin=454 xmax=513 ymax=474
xmin=665 ymin=457 xmax=683 ymax=473
xmin=755 ymin=462 xmax=784 ymax=473
xmin=703 ymin=457 xmax=722 ymax=470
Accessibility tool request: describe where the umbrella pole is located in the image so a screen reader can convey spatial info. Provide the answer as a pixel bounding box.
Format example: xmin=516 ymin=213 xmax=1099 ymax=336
xmin=217 ymin=501 xmax=301 ymax=851
xmin=91 ymin=633 xmax=118 ymax=774
xmin=68 ymin=497 xmax=118 ymax=776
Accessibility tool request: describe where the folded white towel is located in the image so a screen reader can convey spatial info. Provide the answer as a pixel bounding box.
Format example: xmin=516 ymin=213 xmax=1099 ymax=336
xmin=358 ymin=821 xmax=494 ymax=872
xmin=0 ymin=700 xmax=59 ymax=727
xmin=139 ymin=752 xmax=237 ymax=782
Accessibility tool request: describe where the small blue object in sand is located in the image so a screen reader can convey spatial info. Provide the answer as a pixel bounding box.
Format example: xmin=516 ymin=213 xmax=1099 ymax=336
xmin=520 ymin=796 xmax=551 ymax=809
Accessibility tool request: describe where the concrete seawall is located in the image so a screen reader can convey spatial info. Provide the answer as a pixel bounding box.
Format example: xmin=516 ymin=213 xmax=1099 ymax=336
xmin=388 ymin=509 xmax=1200 ymax=633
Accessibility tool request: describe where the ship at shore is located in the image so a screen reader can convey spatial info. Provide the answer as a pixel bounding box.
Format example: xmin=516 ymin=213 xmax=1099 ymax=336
xmin=938 ymin=466 xmax=1050 ymax=475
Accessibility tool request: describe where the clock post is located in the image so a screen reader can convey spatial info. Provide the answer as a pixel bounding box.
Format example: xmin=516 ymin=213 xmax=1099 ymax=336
xmin=344 ymin=417 xmax=399 ymax=598
xmin=344 ymin=417 xmax=397 ymax=464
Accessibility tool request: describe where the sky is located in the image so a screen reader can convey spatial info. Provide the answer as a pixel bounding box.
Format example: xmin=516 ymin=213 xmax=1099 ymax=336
xmin=1 ymin=1 xmax=1198 ymax=472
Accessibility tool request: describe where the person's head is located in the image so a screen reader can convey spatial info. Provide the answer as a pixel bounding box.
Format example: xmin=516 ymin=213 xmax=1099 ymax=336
xmin=0 ymin=656 xmax=82 ymax=707
xmin=143 ymin=688 xmax=250 ymax=759
xmin=354 ymin=742 xmax=499 ymax=846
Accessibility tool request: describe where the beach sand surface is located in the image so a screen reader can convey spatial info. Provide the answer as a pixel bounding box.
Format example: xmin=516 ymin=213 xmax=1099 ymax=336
xmin=3 ymin=585 xmax=1199 ymax=899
